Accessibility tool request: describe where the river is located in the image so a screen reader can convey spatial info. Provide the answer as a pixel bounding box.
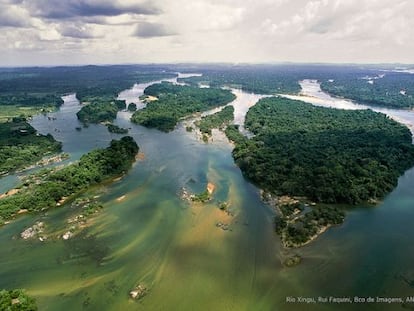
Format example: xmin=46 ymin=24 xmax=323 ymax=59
xmin=280 ymin=79 xmax=414 ymax=138
xmin=1 ymin=76 xmax=414 ymax=310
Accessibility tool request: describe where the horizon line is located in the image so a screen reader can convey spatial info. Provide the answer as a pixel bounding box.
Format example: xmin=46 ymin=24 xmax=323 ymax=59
xmin=1 ymin=61 xmax=413 ymax=69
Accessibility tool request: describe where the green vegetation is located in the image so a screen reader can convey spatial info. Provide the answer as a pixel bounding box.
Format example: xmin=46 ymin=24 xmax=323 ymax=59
xmin=227 ymin=97 xmax=414 ymax=205
xmin=0 ymin=119 xmax=62 ymax=176
xmin=224 ymin=124 xmax=245 ymax=144
xmin=106 ymin=124 xmax=128 ymax=134
xmin=0 ymin=66 xmax=176 ymax=134
xmin=0 ymin=136 xmax=138 ymax=222
xmin=177 ymin=64 xmax=414 ymax=109
xmin=131 ymin=82 xmax=236 ymax=132
xmin=76 ymin=102 xmax=118 ymax=124
xmin=191 ymin=190 xmax=211 ymax=203
xmin=218 ymin=201 xmax=229 ymax=211
xmin=280 ymin=205 xmax=344 ymax=247
xmin=321 ymin=73 xmax=414 ymax=108
xmin=0 ymin=289 xmax=37 ymax=311
xmin=273 ymin=197 xmax=345 ymax=247
xmin=177 ymin=64 xmax=301 ymax=94
xmin=195 ymin=105 xmax=234 ymax=135
xmin=283 ymin=254 xmax=302 ymax=267
xmin=0 ymin=65 xmax=176 ymax=107
xmin=128 ymin=103 xmax=137 ymax=111
xmin=0 ymin=105 xmax=56 ymax=123
xmin=114 ymin=99 xmax=126 ymax=110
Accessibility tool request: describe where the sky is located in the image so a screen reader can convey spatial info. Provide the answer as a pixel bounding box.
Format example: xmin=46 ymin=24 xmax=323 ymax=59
xmin=1 ymin=0 xmax=413 ymax=66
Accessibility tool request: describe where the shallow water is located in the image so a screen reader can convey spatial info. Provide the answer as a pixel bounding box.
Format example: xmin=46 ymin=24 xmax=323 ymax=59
xmin=1 ymin=77 xmax=414 ymax=310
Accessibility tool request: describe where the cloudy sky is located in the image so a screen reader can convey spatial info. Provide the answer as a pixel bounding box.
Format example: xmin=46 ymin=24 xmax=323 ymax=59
xmin=1 ymin=0 xmax=413 ymax=66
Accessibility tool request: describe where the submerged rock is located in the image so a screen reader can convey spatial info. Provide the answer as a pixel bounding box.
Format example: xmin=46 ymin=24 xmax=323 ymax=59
xmin=21 ymin=221 xmax=44 ymax=239
xmin=129 ymin=284 xmax=148 ymax=300
xmin=216 ymin=222 xmax=230 ymax=231
xmin=283 ymin=255 xmax=302 ymax=267
xmin=62 ymin=231 xmax=73 ymax=240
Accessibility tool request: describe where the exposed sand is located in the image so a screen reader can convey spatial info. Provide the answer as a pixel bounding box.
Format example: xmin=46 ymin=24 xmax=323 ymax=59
xmin=206 ymin=182 xmax=216 ymax=195
xmin=146 ymin=96 xmax=158 ymax=102
xmin=116 ymin=195 xmax=126 ymax=202
xmin=0 ymin=188 xmax=20 ymax=199
xmin=135 ymin=152 xmax=145 ymax=161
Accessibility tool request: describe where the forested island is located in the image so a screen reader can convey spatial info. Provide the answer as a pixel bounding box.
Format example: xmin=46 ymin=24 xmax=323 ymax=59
xmin=226 ymin=97 xmax=414 ymax=246
xmin=176 ymin=64 xmax=301 ymax=94
xmin=0 ymin=118 xmax=62 ymax=176
xmin=321 ymin=72 xmax=414 ymax=109
xmin=77 ymin=101 xmax=119 ymax=124
xmin=0 ymin=66 xmax=176 ymax=108
xmin=0 ymin=136 xmax=138 ymax=223
xmin=0 ymin=289 xmax=37 ymax=310
xmin=175 ymin=64 xmax=414 ymax=110
xmin=131 ymin=82 xmax=236 ymax=132
xmin=106 ymin=124 xmax=128 ymax=134
xmin=195 ymin=105 xmax=234 ymax=135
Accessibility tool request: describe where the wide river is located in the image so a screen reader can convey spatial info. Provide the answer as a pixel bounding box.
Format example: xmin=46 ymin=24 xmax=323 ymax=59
xmin=1 ymin=76 xmax=414 ymax=310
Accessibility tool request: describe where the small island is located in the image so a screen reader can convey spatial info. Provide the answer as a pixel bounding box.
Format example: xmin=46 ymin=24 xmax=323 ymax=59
xmin=0 ymin=136 xmax=139 ymax=223
xmin=127 ymin=103 xmax=137 ymax=111
xmin=106 ymin=123 xmax=128 ymax=134
xmin=226 ymin=97 xmax=414 ymax=247
xmin=76 ymin=101 xmax=119 ymax=124
xmin=195 ymin=105 xmax=234 ymax=135
xmin=0 ymin=118 xmax=62 ymax=176
xmin=0 ymin=289 xmax=37 ymax=310
xmin=131 ymin=82 xmax=236 ymax=132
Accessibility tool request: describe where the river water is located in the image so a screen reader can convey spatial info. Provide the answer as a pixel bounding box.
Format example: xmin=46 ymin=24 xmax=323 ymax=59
xmin=1 ymin=77 xmax=414 ymax=310
xmin=281 ymin=79 xmax=414 ymax=137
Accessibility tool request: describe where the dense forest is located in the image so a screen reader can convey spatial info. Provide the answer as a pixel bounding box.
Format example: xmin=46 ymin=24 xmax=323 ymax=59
xmin=131 ymin=82 xmax=236 ymax=132
xmin=0 ymin=136 xmax=138 ymax=222
xmin=175 ymin=64 xmax=414 ymax=109
xmin=128 ymin=103 xmax=137 ymax=111
xmin=321 ymin=72 xmax=414 ymax=109
xmin=106 ymin=123 xmax=128 ymax=134
xmin=0 ymin=118 xmax=62 ymax=176
xmin=271 ymin=197 xmax=345 ymax=247
xmin=227 ymin=97 xmax=414 ymax=204
xmin=0 ymin=289 xmax=37 ymax=311
xmin=76 ymin=101 xmax=119 ymax=124
xmin=177 ymin=65 xmax=301 ymax=94
xmin=195 ymin=105 xmax=234 ymax=135
xmin=0 ymin=65 xmax=176 ymax=108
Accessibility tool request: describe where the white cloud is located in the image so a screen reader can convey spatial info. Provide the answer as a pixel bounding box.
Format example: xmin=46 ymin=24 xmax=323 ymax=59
xmin=0 ymin=0 xmax=413 ymax=65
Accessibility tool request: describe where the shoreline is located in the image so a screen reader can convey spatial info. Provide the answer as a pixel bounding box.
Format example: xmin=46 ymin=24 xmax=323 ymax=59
xmin=261 ymin=191 xmax=344 ymax=249
xmin=15 ymin=152 xmax=70 ymax=175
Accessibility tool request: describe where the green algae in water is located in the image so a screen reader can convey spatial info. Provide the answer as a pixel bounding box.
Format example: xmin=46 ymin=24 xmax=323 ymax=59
xmin=2 ymin=83 xmax=414 ymax=310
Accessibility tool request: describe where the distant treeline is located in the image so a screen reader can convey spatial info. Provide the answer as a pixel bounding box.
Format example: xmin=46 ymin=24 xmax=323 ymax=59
xmin=320 ymin=72 xmax=414 ymax=108
xmin=0 ymin=65 xmax=177 ymax=108
xmin=176 ymin=64 xmax=414 ymax=109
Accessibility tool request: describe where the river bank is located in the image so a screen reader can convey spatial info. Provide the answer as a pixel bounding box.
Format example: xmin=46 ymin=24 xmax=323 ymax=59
xmin=1 ymin=71 xmax=414 ymax=311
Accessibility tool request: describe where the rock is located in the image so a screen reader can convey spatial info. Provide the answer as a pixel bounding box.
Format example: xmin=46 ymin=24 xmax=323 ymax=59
xmin=216 ymin=222 xmax=230 ymax=231
xmin=283 ymin=255 xmax=302 ymax=267
xmin=62 ymin=231 xmax=73 ymax=240
xmin=129 ymin=284 xmax=148 ymax=300
xmin=21 ymin=221 xmax=44 ymax=239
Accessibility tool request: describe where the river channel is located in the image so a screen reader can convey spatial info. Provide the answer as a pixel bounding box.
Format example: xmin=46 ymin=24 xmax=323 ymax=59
xmin=0 ymin=76 xmax=414 ymax=310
